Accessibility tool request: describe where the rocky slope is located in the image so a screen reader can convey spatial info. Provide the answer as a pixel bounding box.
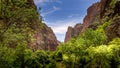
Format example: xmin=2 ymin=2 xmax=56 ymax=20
xmin=65 ymin=2 xmax=101 ymax=42
xmin=100 ymin=0 xmax=120 ymax=40
xmin=82 ymin=2 xmax=101 ymax=32
xmin=0 ymin=0 xmax=58 ymax=51
xmin=106 ymin=18 xmax=120 ymax=41
xmin=24 ymin=0 xmax=58 ymax=51
xmin=31 ymin=24 xmax=58 ymax=51
xmin=65 ymin=0 xmax=120 ymax=42
xmin=65 ymin=24 xmax=83 ymax=42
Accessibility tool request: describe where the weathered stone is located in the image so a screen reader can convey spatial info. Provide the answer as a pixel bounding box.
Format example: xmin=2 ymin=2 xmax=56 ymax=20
xmin=64 ymin=24 xmax=83 ymax=43
xmin=64 ymin=26 xmax=73 ymax=43
xmin=106 ymin=18 xmax=120 ymax=41
xmin=65 ymin=0 xmax=120 ymax=43
xmin=100 ymin=0 xmax=120 ymax=40
xmin=30 ymin=23 xmax=58 ymax=51
xmin=65 ymin=2 xmax=101 ymax=42
xmin=27 ymin=0 xmax=58 ymax=51
xmin=100 ymin=0 xmax=120 ymax=19
xmin=100 ymin=0 xmax=112 ymax=18
xmin=82 ymin=2 xmax=101 ymax=32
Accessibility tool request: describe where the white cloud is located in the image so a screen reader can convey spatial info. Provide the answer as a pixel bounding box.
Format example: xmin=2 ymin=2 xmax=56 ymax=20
xmin=34 ymin=0 xmax=62 ymax=5
xmin=45 ymin=17 xmax=83 ymax=35
xmin=56 ymin=34 xmax=65 ymax=42
xmin=41 ymin=6 xmax=60 ymax=17
xmin=52 ymin=21 xmax=76 ymax=34
xmin=44 ymin=17 xmax=84 ymax=42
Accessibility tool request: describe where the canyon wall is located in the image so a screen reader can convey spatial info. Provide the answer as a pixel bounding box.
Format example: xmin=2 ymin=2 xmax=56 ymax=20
xmin=28 ymin=0 xmax=58 ymax=51
xmin=65 ymin=24 xmax=83 ymax=42
xmin=65 ymin=2 xmax=101 ymax=42
xmin=65 ymin=0 xmax=120 ymax=42
xmin=0 ymin=0 xmax=58 ymax=51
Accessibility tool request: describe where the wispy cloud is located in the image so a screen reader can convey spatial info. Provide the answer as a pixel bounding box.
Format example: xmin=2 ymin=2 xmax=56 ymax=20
xmin=41 ymin=6 xmax=60 ymax=17
xmin=44 ymin=17 xmax=83 ymax=41
xmin=34 ymin=0 xmax=62 ymax=5
xmin=45 ymin=17 xmax=84 ymax=35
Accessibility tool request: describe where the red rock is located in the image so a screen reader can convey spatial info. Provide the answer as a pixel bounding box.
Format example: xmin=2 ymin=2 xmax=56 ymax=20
xmin=65 ymin=0 xmax=120 ymax=42
xmin=65 ymin=2 xmax=101 ymax=42
xmin=64 ymin=24 xmax=83 ymax=43
xmin=82 ymin=2 xmax=101 ymax=32
xmin=30 ymin=23 xmax=58 ymax=51
xmin=64 ymin=26 xmax=73 ymax=43
xmin=26 ymin=0 xmax=58 ymax=51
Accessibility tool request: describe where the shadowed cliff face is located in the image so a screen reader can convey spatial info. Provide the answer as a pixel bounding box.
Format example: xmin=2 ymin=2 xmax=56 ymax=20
xmin=100 ymin=0 xmax=112 ymax=19
xmin=100 ymin=0 xmax=120 ymax=19
xmin=64 ymin=24 xmax=83 ymax=42
xmin=106 ymin=18 xmax=120 ymax=41
xmin=27 ymin=0 xmax=34 ymax=5
xmin=100 ymin=0 xmax=120 ymax=41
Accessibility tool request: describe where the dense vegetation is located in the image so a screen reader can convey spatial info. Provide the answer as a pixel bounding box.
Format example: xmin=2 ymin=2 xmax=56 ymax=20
xmin=0 ymin=0 xmax=120 ymax=68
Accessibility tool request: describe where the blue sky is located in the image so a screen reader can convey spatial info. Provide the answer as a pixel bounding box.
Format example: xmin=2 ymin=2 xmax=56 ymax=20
xmin=34 ymin=0 xmax=100 ymax=42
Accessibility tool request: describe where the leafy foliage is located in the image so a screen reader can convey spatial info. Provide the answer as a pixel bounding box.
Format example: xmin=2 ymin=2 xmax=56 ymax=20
xmin=0 ymin=0 xmax=120 ymax=68
xmin=0 ymin=0 xmax=42 ymax=47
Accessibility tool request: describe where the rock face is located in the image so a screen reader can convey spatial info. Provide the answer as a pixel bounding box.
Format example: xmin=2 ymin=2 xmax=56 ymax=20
xmin=65 ymin=24 xmax=83 ymax=42
xmin=65 ymin=2 xmax=101 ymax=42
xmin=65 ymin=0 xmax=120 ymax=42
xmin=100 ymin=0 xmax=120 ymax=19
xmin=82 ymin=2 xmax=101 ymax=32
xmin=64 ymin=27 xmax=73 ymax=43
xmin=106 ymin=18 xmax=120 ymax=41
xmin=30 ymin=24 xmax=58 ymax=51
xmin=100 ymin=0 xmax=120 ymax=41
xmin=0 ymin=0 xmax=58 ymax=51
xmin=28 ymin=0 xmax=58 ymax=51
xmin=100 ymin=0 xmax=112 ymax=18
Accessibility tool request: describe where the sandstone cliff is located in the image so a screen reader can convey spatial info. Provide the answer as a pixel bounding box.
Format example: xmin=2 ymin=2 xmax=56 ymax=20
xmin=65 ymin=0 xmax=120 ymax=42
xmin=31 ymin=24 xmax=58 ymax=51
xmin=64 ymin=24 xmax=83 ymax=42
xmin=65 ymin=2 xmax=101 ymax=42
xmin=82 ymin=2 xmax=101 ymax=32
xmin=27 ymin=0 xmax=58 ymax=51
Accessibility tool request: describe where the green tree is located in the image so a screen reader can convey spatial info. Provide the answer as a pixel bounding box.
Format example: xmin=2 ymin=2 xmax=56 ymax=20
xmin=0 ymin=45 xmax=16 ymax=68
